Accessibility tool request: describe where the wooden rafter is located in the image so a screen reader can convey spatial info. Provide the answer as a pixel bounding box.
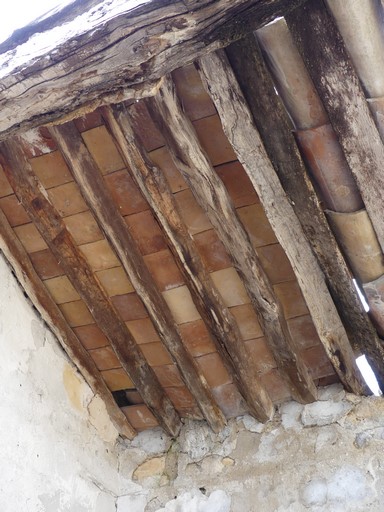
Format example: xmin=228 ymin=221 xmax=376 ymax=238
xmin=145 ymin=75 xmax=318 ymax=404
xmin=0 ymin=138 xmax=182 ymax=437
xmin=101 ymin=104 xmax=274 ymax=422
xmin=49 ymin=122 xmax=226 ymax=432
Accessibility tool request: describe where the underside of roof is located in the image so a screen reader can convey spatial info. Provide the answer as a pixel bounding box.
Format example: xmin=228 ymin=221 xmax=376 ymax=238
xmin=1 ymin=0 xmax=384 ymax=438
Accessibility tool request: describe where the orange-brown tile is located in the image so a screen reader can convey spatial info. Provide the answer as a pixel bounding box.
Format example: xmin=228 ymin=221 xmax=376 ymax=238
xmin=89 ymin=346 xmax=121 ymax=371
xmin=0 ymin=195 xmax=30 ymax=227
xmin=80 ymin=239 xmax=120 ymax=271
xmin=211 ymin=267 xmax=250 ymax=307
xmin=162 ymin=285 xmax=201 ymax=324
xmin=165 ymin=386 xmax=197 ymax=410
xmin=258 ymin=243 xmax=295 ymax=285
xmin=29 ymin=249 xmax=62 ymax=280
xmin=179 ymin=319 xmax=216 ymax=357
xmin=196 ymin=352 xmax=232 ymax=388
xmin=102 ymin=368 xmax=134 ymax=391
xmin=149 ymin=146 xmax=188 ymax=193
xmin=59 ymin=300 xmax=94 ymax=327
xmin=29 ymin=150 xmax=72 ymax=189
xmin=82 ymin=125 xmax=125 ymax=174
xmin=112 ymin=293 xmax=148 ymax=321
xmin=153 ymin=364 xmax=185 ymax=388
xmin=174 ymin=189 xmax=211 ymax=235
xmin=274 ymin=280 xmax=309 ymax=319
xmin=318 ymin=374 xmax=339 ymax=386
xmin=44 ymin=275 xmax=80 ymax=304
xmin=74 ymin=324 xmax=109 ymax=350
xmin=287 ymin=315 xmax=320 ymax=350
xmin=194 ymin=229 xmax=232 ymax=272
xmin=302 ymin=345 xmax=334 ymax=379
xmin=104 ymin=170 xmax=147 ymax=216
xmin=140 ymin=342 xmax=173 ymax=366
xmin=126 ymin=317 xmax=160 ymax=344
xmin=237 ymin=204 xmax=277 ymax=248
xmin=229 ymin=304 xmax=263 ymax=340
xmin=96 ymin=267 xmax=134 ymax=296
xmin=125 ymin=210 xmax=167 ymax=255
xmin=64 ymin=211 xmax=103 ymax=245
xmin=122 ymin=404 xmax=158 ymax=430
xmin=193 ymin=114 xmax=237 ymax=166
xmin=123 ymin=390 xmax=143 ymax=406
xmin=144 ymin=249 xmax=184 ymax=292
xmin=128 ymin=101 xmax=165 ymax=152
xmin=260 ymin=369 xmax=291 ymax=402
xmin=216 ymin=161 xmax=258 ymax=208
xmin=244 ymin=337 xmax=276 ymax=373
xmin=74 ymin=110 xmax=103 ymax=132
xmin=0 ymin=165 xmax=13 ymax=197
xmin=14 ymin=223 xmax=48 ymax=253
xmin=212 ymin=382 xmax=248 ymax=418
xmin=19 ymin=127 xmax=56 ymax=158
xmin=47 ymin=182 xmax=88 ymax=217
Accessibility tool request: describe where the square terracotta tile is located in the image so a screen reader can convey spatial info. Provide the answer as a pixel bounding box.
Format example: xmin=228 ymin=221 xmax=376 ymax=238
xmin=212 ymin=383 xmax=248 ymax=419
xmin=0 ymin=165 xmax=13 ymax=197
xmin=29 ymin=150 xmax=72 ymax=189
xmin=82 ymin=125 xmax=125 ymax=174
xmin=128 ymin=101 xmax=165 ymax=152
xmin=287 ymin=315 xmax=320 ymax=350
xmin=244 ymin=337 xmax=276 ymax=373
xmin=178 ymin=319 xmax=216 ymax=357
xmin=59 ymin=300 xmax=94 ymax=327
xmin=14 ymin=223 xmax=48 ymax=253
xmin=0 ymin=195 xmax=30 ymax=226
xmin=111 ymin=293 xmax=147 ymax=321
xmin=125 ymin=210 xmax=167 ymax=255
xmin=149 ymin=146 xmax=188 ymax=193
xmin=64 ymin=211 xmax=103 ymax=245
xmin=193 ymin=114 xmax=237 ymax=166
xmin=29 ymin=249 xmax=62 ymax=280
xmin=174 ymin=189 xmax=211 ymax=235
xmin=196 ymin=352 xmax=232 ymax=388
xmin=260 ymin=369 xmax=291 ymax=403
xmin=162 ymin=285 xmax=201 ymax=324
xmin=229 ymin=304 xmax=263 ymax=340
xmin=125 ymin=317 xmax=160 ymax=344
xmin=302 ymin=345 xmax=334 ymax=379
xmin=165 ymin=386 xmax=197 ymax=410
xmin=104 ymin=170 xmax=147 ymax=216
xmin=89 ymin=346 xmax=121 ymax=371
xmin=140 ymin=342 xmax=173 ymax=366
xmin=74 ymin=324 xmax=109 ymax=350
xmin=274 ymin=280 xmax=309 ymax=320
xmin=153 ymin=364 xmax=184 ymax=388
xmin=215 ymin=161 xmax=258 ymax=208
xmin=102 ymin=368 xmax=135 ymax=391
xmin=19 ymin=127 xmax=56 ymax=158
xmin=122 ymin=404 xmax=158 ymax=430
xmin=210 ymin=267 xmax=250 ymax=307
xmin=144 ymin=249 xmax=184 ymax=292
xmin=237 ymin=203 xmax=277 ymax=248
xmin=80 ymin=239 xmax=120 ymax=271
xmin=44 ymin=275 xmax=80 ymax=304
xmin=74 ymin=110 xmax=103 ymax=132
xmin=96 ymin=267 xmax=134 ymax=296
xmin=258 ymin=243 xmax=295 ymax=285
xmin=194 ymin=229 xmax=232 ymax=272
xmin=47 ymin=182 xmax=88 ymax=217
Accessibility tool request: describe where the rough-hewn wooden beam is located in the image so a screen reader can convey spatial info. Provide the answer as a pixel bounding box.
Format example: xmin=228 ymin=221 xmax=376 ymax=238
xmin=49 ymin=122 xmax=225 ymax=432
xmin=0 ymin=139 xmax=181 ymax=437
xmin=102 ymin=104 xmax=274 ymax=422
xmin=0 ymin=0 xmax=306 ymax=140
xmin=225 ymin=35 xmax=384 ymax=391
xmin=197 ymin=49 xmax=367 ymax=395
xmin=285 ymin=0 xmax=384 ymax=254
xmin=0 ymin=208 xmax=136 ymax=439
xmin=146 ymin=76 xmax=318 ymax=404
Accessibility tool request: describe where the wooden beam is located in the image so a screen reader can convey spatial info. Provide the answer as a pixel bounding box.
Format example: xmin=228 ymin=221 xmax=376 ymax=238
xmin=285 ymin=0 xmax=384 ymax=254
xmin=49 ymin=122 xmax=226 ymax=433
xmin=146 ymin=76 xmax=318 ymax=404
xmin=0 ymin=139 xmax=181 ymax=437
xmin=225 ymin=35 xmax=384 ymax=391
xmin=102 ymin=104 xmax=274 ymax=422
xmin=0 ymin=0 xmax=306 ymax=140
xmin=197 ymin=49 xmax=367 ymax=395
xmin=0 ymin=208 xmax=136 ymax=439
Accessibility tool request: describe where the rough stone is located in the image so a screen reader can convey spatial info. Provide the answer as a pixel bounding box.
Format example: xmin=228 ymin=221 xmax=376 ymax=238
xmin=301 ymin=400 xmax=352 ymax=427
xmin=133 ymin=457 xmax=166 ymax=482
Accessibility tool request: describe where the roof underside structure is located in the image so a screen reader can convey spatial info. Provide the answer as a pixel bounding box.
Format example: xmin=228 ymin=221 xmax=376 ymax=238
xmin=1 ymin=0 xmax=384 ymax=438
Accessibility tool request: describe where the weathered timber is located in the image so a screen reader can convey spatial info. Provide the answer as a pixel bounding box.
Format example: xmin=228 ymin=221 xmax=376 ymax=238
xmin=197 ymin=50 xmax=367 ymax=395
xmin=226 ymin=36 xmax=384 ymax=390
xmin=0 ymin=139 xmax=181 ymax=437
xmin=286 ymin=0 xmax=384 ymax=254
xmin=0 ymin=208 xmax=136 ymax=439
xmin=146 ymin=76 xmax=318 ymax=404
xmin=0 ymin=0 xmax=307 ymax=140
xmin=49 ymin=122 xmax=225 ymax=432
xmin=102 ymin=104 xmax=274 ymax=422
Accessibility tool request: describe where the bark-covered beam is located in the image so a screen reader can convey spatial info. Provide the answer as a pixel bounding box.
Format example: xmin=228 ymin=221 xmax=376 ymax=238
xmin=0 ymin=0 xmax=306 ymax=140
xmin=102 ymin=104 xmax=274 ymax=422
xmin=146 ymin=76 xmax=318 ymax=404
xmin=0 ymin=139 xmax=182 ymax=437
xmin=49 ymin=122 xmax=226 ymax=433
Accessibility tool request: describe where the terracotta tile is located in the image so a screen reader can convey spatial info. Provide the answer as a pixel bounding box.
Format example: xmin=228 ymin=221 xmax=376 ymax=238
xmin=212 ymin=383 xmax=248 ymax=419
xmin=193 ymin=114 xmax=237 ymax=166
xmin=29 ymin=249 xmax=62 ymax=280
xmin=317 ymin=374 xmax=339 ymax=386
xmin=174 ymin=189 xmax=211 ymax=235
xmin=244 ymin=337 xmax=276 ymax=373
xmin=74 ymin=110 xmax=103 ymax=132
xmin=194 ymin=229 xmax=232 ymax=272
xmin=274 ymin=280 xmax=309 ymax=319
xmin=140 ymin=342 xmax=173 ymax=366
xmin=165 ymin=386 xmax=197 ymax=410
xmin=122 ymin=404 xmax=158 ymax=430
xmin=196 ymin=352 xmax=232 ymax=387
xmin=126 ymin=317 xmax=160 ymax=344
xmin=102 ymin=368 xmax=134 ymax=391
xmin=47 ymin=182 xmax=88 ymax=217
xmin=260 ymin=369 xmax=291 ymax=403
xmin=153 ymin=364 xmax=185 ymax=388
xmin=104 ymin=170 xmax=147 ymax=216
xmin=125 ymin=210 xmax=167 ymax=255
xmin=29 ymin=150 xmax=72 ymax=189
xmin=237 ymin=203 xmax=277 ymax=248
xmin=96 ymin=267 xmax=134 ymax=296
xmin=64 ymin=211 xmax=103 ymax=245
xmin=144 ymin=249 xmax=184 ymax=292
xmin=59 ymin=300 xmax=94 ymax=327
xmin=74 ymin=324 xmax=109 ymax=350
xmin=162 ymin=285 xmax=201 ymax=324
xmin=0 ymin=195 xmax=30 ymax=227
xmin=89 ymin=346 xmax=121 ymax=371
xmin=19 ymin=127 xmax=57 ymax=158
xmin=14 ymin=223 xmax=48 ymax=253
xmin=44 ymin=275 xmax=80 ymax=304
xmin=80 ymin=239 xmax=120 ymax=271
xmin=177 ymin=404 xmax=204 ymax=420
xmin=149 ymin=146 xmax=188 ymax=192
xmin=211 ymin=267 xmax=250 ymax=307
xmin=258 ymin=243 xmax=295 ymax=285
xmin=0 ymin=165 xmax=13 ymax=197
xmin=82 ymin=125 xmax=125 ymax=174
xmin=229 ymin=304 xmax=263 ymax=340
xmin=112 ymin=293 xmax=147 ymax=321
xmin=302 ymin=345 xmax=334 ymax=379
xmin=122 ymin=390 xmax=143 ymax=406
xmin=178 ymin=319 xmax=216 ymax=357
xmin=287 ymin=315 xmax=320 ymax=350
xmin=128 ymin=101 xmax=165 ymax=152
xmin=216 ymin=161 xmax=258 ymax=208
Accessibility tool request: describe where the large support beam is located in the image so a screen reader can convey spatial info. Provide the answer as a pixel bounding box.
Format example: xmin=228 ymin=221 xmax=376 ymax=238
xmin=225 ymin=35 xmax=384 ymax=390
xmin=197 ymin=49 xmax=367 ymax=395
xmin=146 ymin=76 xmax=318 ymax=404
xmin=285 ymin=0 xmax=384 ymax=254
xmin=0 ymin=139 xmax=181 ymax=437
xmin=102 ymin=104 xmax=274 ymax=422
